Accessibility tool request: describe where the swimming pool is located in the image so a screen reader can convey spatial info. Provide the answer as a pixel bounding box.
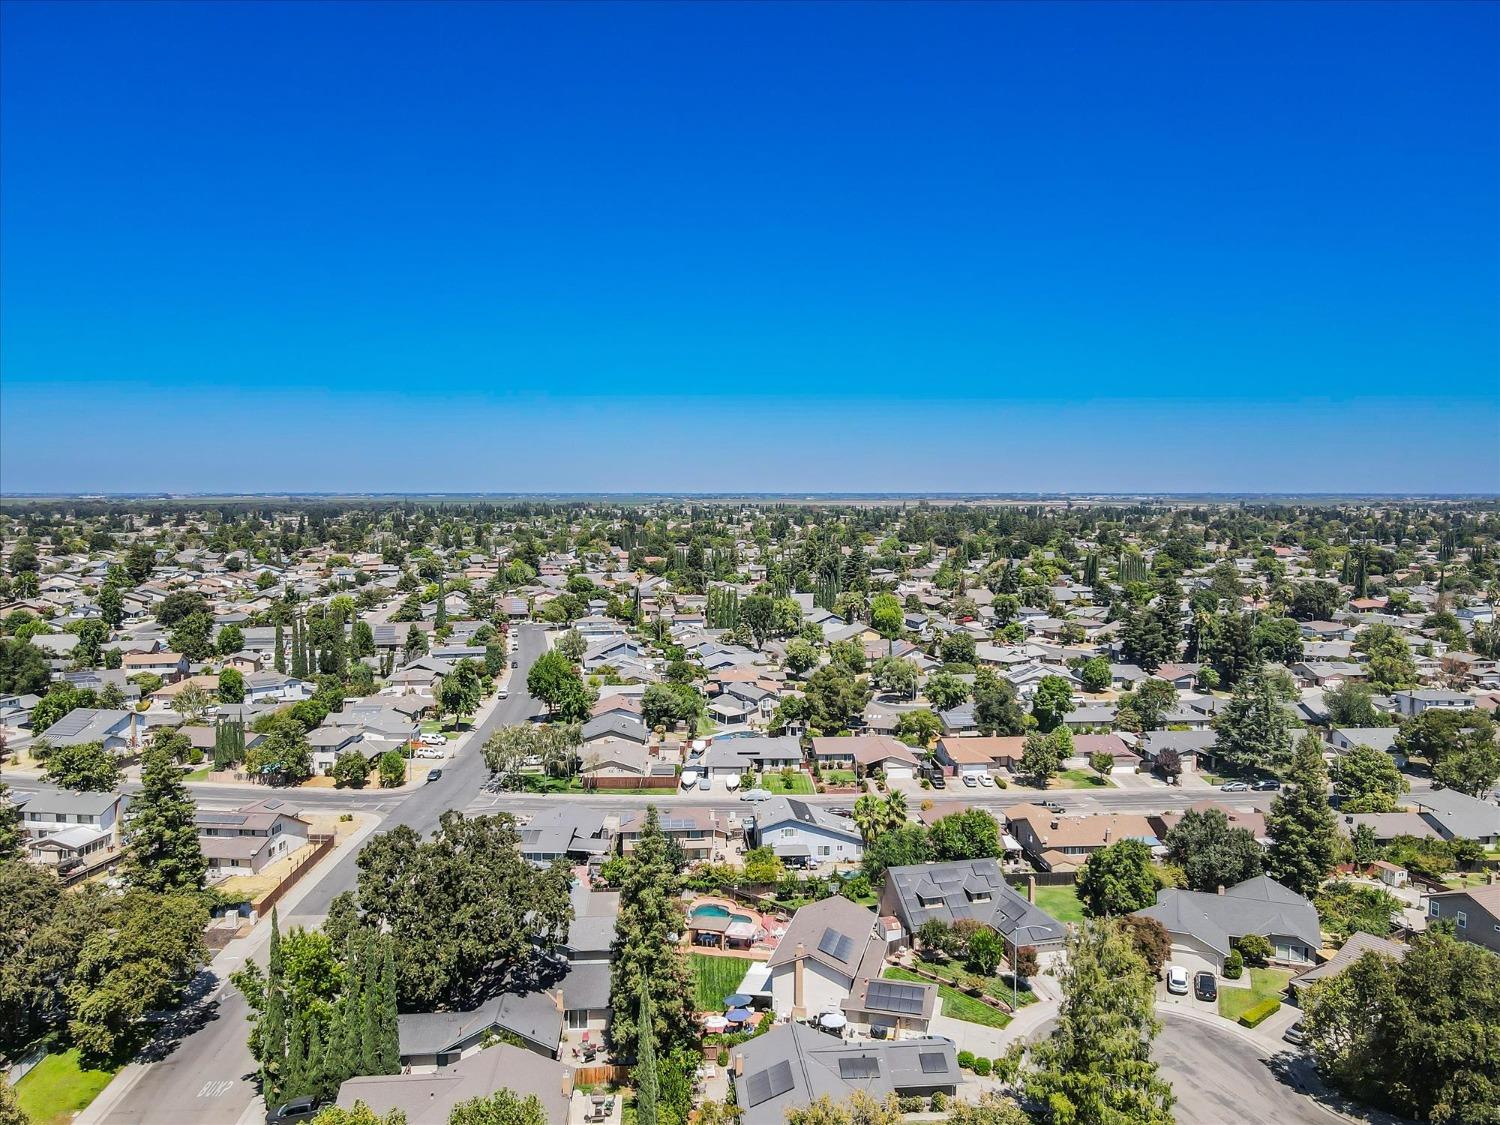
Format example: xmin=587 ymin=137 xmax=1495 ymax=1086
xmin=690 ymin=903 xmax=753 ymax=926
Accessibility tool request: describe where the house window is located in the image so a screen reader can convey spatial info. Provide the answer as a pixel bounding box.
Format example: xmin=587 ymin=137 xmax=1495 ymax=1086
xmin=818 ymin=846 xmax=830 ymax=856
xmin=1456 ymin=911 xmax=1467 ymax=930
xmin=1428 ymin=901 xmax=1440 ymax=918
xmin=781 ymin=828 xmax=795 ymax=839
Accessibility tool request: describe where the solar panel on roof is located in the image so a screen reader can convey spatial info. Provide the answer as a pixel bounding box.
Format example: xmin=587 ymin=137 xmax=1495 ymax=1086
xmin=919 ymin=1051 xmax=948 ymax=1074
xmin=817 ymin=927 xmax=855 ymax=963
xmin=838 ymin=1056 xmax=879 ymax=1079
xmin=865 ymin=981 xmax=925 ymax=1015
xmin=743 ymin=1060 xmax=793 ymax=1107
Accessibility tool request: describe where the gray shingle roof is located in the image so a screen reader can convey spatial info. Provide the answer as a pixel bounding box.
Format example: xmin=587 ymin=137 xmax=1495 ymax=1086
xmin=884 ymin=859 xmax=1067 ymax=949
xmin=1133 ymin=875 xmax=1320 ymax=957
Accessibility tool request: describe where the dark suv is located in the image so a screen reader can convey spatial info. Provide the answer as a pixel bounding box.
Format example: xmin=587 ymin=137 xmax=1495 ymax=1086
xmin=1193 ymin=971 xmax=1218 ymax=1002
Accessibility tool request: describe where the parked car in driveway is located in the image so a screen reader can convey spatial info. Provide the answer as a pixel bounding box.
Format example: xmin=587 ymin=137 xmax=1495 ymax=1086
xmin=1166 ymin=966 xmax=1189 ymax=995
xmin=1283 ymin=1020 xmax=1306 ymax=1046
xmin=962 ymin=774 xmax=979 ymax=788
xmin=1193 ymin=971 xmax=1218 ymax=1002
xmin=740 ymin=788 xmax=773 ymax=802
xmin=978 ymin=773 xmax=995 ymax=787
xmin=420 ymin=732 xmax=448 ymax=746
xmin=1221 ymin=781 xmax=1249 ymax=792
xmin=268 ymin=1097 xmax=324 ymax=1123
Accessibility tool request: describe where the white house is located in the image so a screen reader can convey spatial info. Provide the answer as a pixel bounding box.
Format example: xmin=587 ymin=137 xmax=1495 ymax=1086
xmin=750 ymin=797 xmax=863 ymax=865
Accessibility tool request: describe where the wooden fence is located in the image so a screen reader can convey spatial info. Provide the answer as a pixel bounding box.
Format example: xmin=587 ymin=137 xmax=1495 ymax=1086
xmin=253 ymin=833 xmax=336 ymax=915
xmin=573 ymin=1064 xmax=630 ymax=1087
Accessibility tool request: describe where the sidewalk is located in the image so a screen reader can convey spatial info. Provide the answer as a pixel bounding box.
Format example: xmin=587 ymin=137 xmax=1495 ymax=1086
xmin=75 ymin=810 xmax=385 ymax=1125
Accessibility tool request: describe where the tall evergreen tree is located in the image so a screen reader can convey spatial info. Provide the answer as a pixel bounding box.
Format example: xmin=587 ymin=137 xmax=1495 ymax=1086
xmin=374 ymin=939 xmax=399 ymax=1073
xmin=1266 ymin=731 xmax=1339 ymax=897
xmin=274 ymin=621 xmax=286 ymax=673
xmin=262 ymin=910 xmax=288 ymax=1106
xmin=123 ymin=741 xmax=207 ymax=893
xmin=290 ymin=617 xmax=306 ymax=679
xmin=1024 ymin=919 xmax=1174 ymax=1124
xmin=0 ymin=769 xmax=21 ymax=861
xmin=608 ymin=806 xmax=697 ymax=1058
xmin=634 ymin=988 xmax=660 ymax=1125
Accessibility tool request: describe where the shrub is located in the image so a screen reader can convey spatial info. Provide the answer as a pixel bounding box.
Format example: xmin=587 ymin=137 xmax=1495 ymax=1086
xmin=1238 ymin=996 xmax=1281 ymax=1028
xmin=1235 ymin=934 xmax=1272 ymax=967
xmin=1224 ymin=949 xmax=1244 ymax=980
xmin=957 ymin=1050 xmax=976 ymax=1070
xmin=930 ymin=1092 xmax=949 ymax=1112
xmin=973 ymin=1057 xmax=992 ymax=1076
xmin=898 ymin=1095 xmax=927 ymax=1112
xmin=717 ymin=1048 xmax=729 ymax=1066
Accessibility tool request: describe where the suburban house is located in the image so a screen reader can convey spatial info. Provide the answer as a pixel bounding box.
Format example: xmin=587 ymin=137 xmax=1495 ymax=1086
xmin=195 ymin=798 xmax=312 ymax=880
xmin=766 ymin=895 xmax=935 ymax=1041
xmin=397 ymin=991 xmax=565 ymax=1069
xmin=579 ymin=742 xmax=677 ymax=789
xmin=1136 ymin=729 xmax=1217 ymax=774
xmin=242 ymin=671 xmax=314 ymax=705
xmin=517 ymin=807 xmax=616 ymax=867
xmin=879 ymin=858 xmax=1069 ymax=959
xmin=1408 ymin=789 xmax=1500 ymax=846
xmin=695 ymin=736 xmax=804 ymax=782
xmin=1132 ymin=875 xmax=1321 ymax=977
xmin=34 ymin=707 xmax=139 ymax=752
xmin=750 ymin=798 xmax=863 ymax=865
xmin=729 ymin=1022 xmax=959 ymax=1125
xmin=1288 ymin=931 xmax=1408 ymax=1000
xmin=21 ymin=789 xmax=127 ymax=868
xmin=335 ymin=1045 xmax=572 ymax=1125
xmin=809 ymin=735 xmax=921 ymax=781
xmin=1005 ymin=805 xmax=1162 ymax=872
xmin=1328 ymin=726 xmax=1401 ymax=761
xmin=122 ymin=650 xmax=189 ymax=680
xmin=933 ymin=736 xmax=1026 ymax=778
xmin=619 ymin=807 xmax=729 ymax=864
xmin=1423 ymin=883 xmax=1500 ymax=955
xmin=559 ymin=883 xmax=616 ymax=1034
xmin=1391 ymin=689 xmax=1475 ymax=717
xmin=581 ymin=713 xmax=650 ymax=746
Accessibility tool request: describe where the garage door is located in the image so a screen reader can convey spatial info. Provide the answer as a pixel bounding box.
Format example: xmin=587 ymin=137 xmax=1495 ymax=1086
xmin=1168 ymin=945 xmax=1220 ymax=980
xmin=885 ymin=766 xmax=914 ymax=781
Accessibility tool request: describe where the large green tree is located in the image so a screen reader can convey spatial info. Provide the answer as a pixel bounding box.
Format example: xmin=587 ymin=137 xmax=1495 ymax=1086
xmin=608 ymin=807 xmax=696 ymax=1059
xmin=1302 ymin=929 xmax=1499 ymax=1124
xmin=123 ymin=742 xmax=206 ymax=893
xmin=1076 ymin=838 xmax=1159 ymax=917
xmin=1265 ymin=731 xmax=1339 ymax=898
xmin=1030 ymin=675 xmax=1076 ymax=733
xmin=1024 ymin=919 xmax=1174 ymax=1125
xmin=1330 ymin=743 xmax=1408 ymax=813
xmin=1163 ymin=808 xmax=1263 ymax=892
xmin=1211 ymin=664 xmax=1298 ymax=774
xmin=42 ymin=740 xmax=120 ymax=792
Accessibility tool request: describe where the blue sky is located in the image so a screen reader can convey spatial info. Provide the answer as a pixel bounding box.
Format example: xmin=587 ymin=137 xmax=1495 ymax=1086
xmin=2 ymin=1 xmax=1496 ymax=494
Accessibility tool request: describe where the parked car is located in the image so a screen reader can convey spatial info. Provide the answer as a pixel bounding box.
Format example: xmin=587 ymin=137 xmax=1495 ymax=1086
xmin=1193 ymin=971 xmax=1218 ymax=1002
xmin=512 ymin=660 xmax=519 ymax=668
xmin=268 ymin=1097 xmax=324 ymax=1123
xmin=1283 ymin=1020 xmax=1306 ymax=1046
xmin=1166 ymin=966 xmax=1189 ymax=995
xmin=978 ymin=773 xmax=995 ymax=788
xmin=421 ymin=733 xmax=448 ymax=746
xmin=962 ymin=774 xmax=979 ymax=788
xmin=740 ymin=788 xmax=773 ymax=802
xmin=1220 ymin=781 xmax=1249 ymax=792
xmin=415 ymin=748 xmax=444 ymax=760
xmin=928 ymin=773 xmax=947 ymax=789
xmin=1041 ymin=800 xmax=1066 ymax=813
xmin=426 ymin=769 xmax=443 ymax=783
xmin=1251 ymin=779 xmax=1280 ymax=792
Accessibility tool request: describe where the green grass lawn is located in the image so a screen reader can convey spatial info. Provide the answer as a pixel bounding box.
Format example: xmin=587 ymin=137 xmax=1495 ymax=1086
xmin=1032 ymin=884 xmax=1086 ymax=923
xmin=15 ymin=1048 xmax=119 ymax=1125
xmin=691 ymin=953 xmax=755 ymax=1012
xmin=1053 ymin=770 xmax=1111 ymax=789
xmin=760 ymin=771 xmax=815 ymax=795
xmin=912 ymin=958 xmax=1038 ymax=1009
xmin=820 ymin=770 xmax=857 ymax=787
xmin=884 ymin=966 xmax=1011 ymax=1028
xmin=184 ymin=765 xmax=213 ymax=781
xmin=1218 ymin=967 xmax=1292 ymax=1022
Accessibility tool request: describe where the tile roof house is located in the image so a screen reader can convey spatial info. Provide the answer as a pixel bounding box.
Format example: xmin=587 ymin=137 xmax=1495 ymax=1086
xmin=1132 ymin=875 xmax=1321 ymax=977
xmin=879 ymin=858 xmax=1068 ymax=957
xmin=809 ymin=735 xmax=920 ymax=780
xmin=729 ymin=1022 xmax=959 ymax=1124
xmin=1005 ymin=807 xmax=1161 ymax=872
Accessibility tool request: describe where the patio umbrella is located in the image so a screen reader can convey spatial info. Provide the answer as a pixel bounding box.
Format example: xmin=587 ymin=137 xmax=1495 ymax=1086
xmin=723 ymin=993 xmax=754 ymax=1008
xmin=725 ymin=1008 xmax=753 ymax=1023
xmin=819 ymin=1011 xmax=848 ymax=1030
xmin=702 ymin=1015 xmax=729 ymax=1032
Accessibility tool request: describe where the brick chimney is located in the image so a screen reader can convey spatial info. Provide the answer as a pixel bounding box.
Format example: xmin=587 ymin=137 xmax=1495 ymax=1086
xmin=735 ymin=1055 xmax=745 ymax=1077
xmin=793 ymin=942 xmax=806 ymax=1018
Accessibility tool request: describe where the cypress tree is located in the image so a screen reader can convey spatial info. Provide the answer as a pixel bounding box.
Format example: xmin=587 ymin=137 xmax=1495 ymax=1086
xmin=375 ymin=939 xmax=399 ymax=1073
xmin=1266 ymin=731 xmax=1339 ymax=898
xmin=359 ymin=940 xmax=381 ymax=1075
xmin=283 ymin=1005 xmax=307 ymax=1102
xmin=262 ymin=910 xmax=288 ymax=1106
xmin=274 ymin=621 xmax=286 ymax=673
xmin=123 ymin=741 xmax=207 ymax=892
xmin=290 ymin=617 xmax=306 ymax=679
xmin=634 ymin=988 xmax=659 ymax=1125
xmin=434 ymin=579 xmax=447 ymax=628
xmin=305 ymin=1021 xmax=328 ymax=1102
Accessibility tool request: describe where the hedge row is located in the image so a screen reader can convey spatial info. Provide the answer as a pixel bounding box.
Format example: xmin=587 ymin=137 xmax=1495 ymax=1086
xmin=1237 ymin=997 xmax=1281 ymax=1028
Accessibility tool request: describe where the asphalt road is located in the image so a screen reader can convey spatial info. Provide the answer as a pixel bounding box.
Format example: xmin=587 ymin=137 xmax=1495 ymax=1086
xmin=90 ymin=626 xmax=549 ymax=1125
xmin=1027 ymin=1013 xmax=1353 ymax=1125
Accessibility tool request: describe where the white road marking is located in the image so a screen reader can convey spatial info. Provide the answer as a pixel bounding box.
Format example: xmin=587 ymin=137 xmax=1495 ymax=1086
xmin=197 ymin=1080 xmax=235 ymax=1098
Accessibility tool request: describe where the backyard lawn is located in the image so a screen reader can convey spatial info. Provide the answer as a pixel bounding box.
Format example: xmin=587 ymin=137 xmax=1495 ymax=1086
xmin=1033 ymin=884 xmax=1086 ymax=924
xmin=1218 ymin=967 xmax=1292 ymax=1022
xmin=691 ymin=953 xmax=756 ymax=1012
xmin=884 ymin=967 xmax=1011 ymax=1029
xmin=760 ymin=772 xmax=815 ymax=795
xmin=15 ymin=1049 xmax=119 ymax=1125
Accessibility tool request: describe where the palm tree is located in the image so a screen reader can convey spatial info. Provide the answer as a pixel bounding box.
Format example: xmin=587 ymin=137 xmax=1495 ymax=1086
xmin=852 ymin=794 xmax=883 ymax=844
xmin=883 ymin=791 xmax=909 ymax=832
